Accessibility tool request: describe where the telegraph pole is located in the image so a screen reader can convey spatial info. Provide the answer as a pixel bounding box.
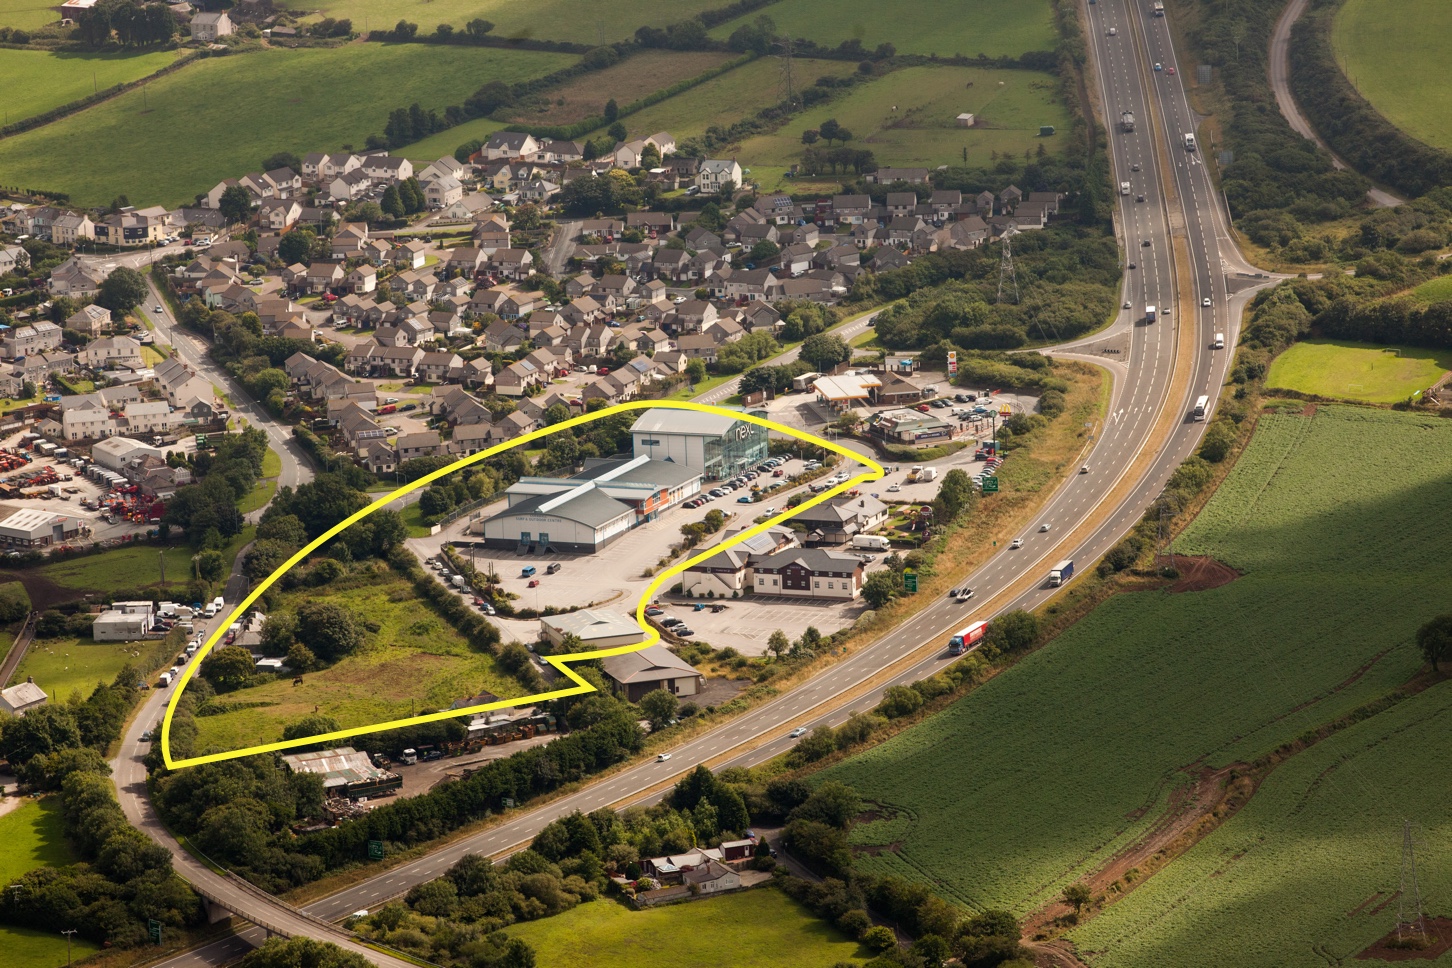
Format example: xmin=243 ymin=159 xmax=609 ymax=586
xmin=62 ymin=929 xmax=77 ymax=967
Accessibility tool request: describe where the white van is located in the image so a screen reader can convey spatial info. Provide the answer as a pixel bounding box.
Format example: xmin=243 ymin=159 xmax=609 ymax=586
xmin=1213 ymin=332 xmax=1225 ymax=349
xmin=1120 ymin=181 xmax=1131 ymax=196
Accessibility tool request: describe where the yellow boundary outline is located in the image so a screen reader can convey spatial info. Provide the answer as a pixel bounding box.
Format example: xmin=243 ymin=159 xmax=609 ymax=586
xmin=162 ymin=400 xmax=885 ymax=769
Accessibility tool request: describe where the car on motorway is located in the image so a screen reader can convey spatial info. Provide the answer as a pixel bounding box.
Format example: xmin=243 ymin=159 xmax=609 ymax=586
xmin=956 ymin=587 xmax=974 ymax=602
xmin=1136 ymin=194 xmax=1146 ymax=202
xmin=1080 ymin=464 xmax=1090 ymax=474
xmin=1141 ymin=239 xmax=1152 ymax=247
xmin=1106 ymin=26 xmax=1116 ymax=35
xmin=1124 ymin=300 xmax=1133 ymax=309
xmin=1010 ymin=538 xmax=1023 ymax=549
xmin=1154 ymin=62 xmax=1162 ymax=71
xmin=153 ymin=305 xmax=163 ymax=313
xmin=657 ymin=753 xmax=672 ymax=762
xmin=789 ymin=727 xmax=809 ymax=738
xmin=1131 ymin=162 xmax=1141 ymax=171
xmin=1167 ymin=66 xmax=1176 ymax=75
xmin=1039 ymin=523 xmax=1052 ymax=532
xmin=1128 ymin=262 xmax=1137 ymax=269
xmin=1202 ymin=296 xmax=1212 ymax=307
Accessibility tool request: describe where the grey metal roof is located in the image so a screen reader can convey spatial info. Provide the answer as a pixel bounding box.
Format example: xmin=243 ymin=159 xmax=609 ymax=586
xmin=630 ymin=408 xmax=747 ymax=437
xmin=494 ymin=485 xmax=633 ymax=530
xmin=601 ymin=643 xmax=701 ymax=683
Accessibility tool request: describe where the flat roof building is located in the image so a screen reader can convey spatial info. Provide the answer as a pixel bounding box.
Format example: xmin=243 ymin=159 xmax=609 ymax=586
xmin=0 ymin=507 xmax=83 ymax=547
xmin=281 ymin=746 xmax=402 ymax=800
xmin=0 ymin=677 xmax=48 ymax=717
xmin=477 ymin=456 xmax=702 ymax=554
xmin=92 ymin=606 xmax=152 ymax=641
xmin=631 ymin=408 xmax=768 ymax=481
xmin=540 ymin=609 xmax=643 ymax=650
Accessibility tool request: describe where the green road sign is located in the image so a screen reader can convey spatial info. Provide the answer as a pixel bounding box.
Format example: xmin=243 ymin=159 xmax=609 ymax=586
xmin=368 ymin=840 xmax=385 ymax=861
xmin=502 ymin=797 xmax=516 ymax=809
xmin=148 ymin=919 xmax=162 ymax=944
xmin=903 ymin=569 xmax=918 ymax=593
xmin=982 ymin=476 xmax=999 ymax=493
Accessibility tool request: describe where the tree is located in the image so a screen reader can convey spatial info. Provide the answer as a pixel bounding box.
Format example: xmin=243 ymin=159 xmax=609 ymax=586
xmin=607 ymin=121 xmax=628 ymax=142
xmin=239 ymin=938 xmax=372 ymax=968
xmin=296 ymin=601 xmax=366 ymax=662
xmin=201 ymin=645 xmax=258 ymax=692
xmin=685 ymin=358 xmax=708 ymax=385
xmin=802 ymin=129 xmax=820 ymax=146
xmin=0 ymin=704 xmax=81 ymax=766
xmin=276 ymin=229 xmax=313 ymax=265
xmin=749 ymin=240 xmax=780 ymax=263
xmin=1418 ymin=614 xmax=1452 ymax=672
xmin=379 ymin=184 xmax=405 ymax=219
xmin=639 ymin=688 xmax=679 ymax=730
xmin=819 ymin=118 xmax=844 ymax=145
xmin=286 ymin=642 xmax=319 ymax=674
xmin=218 ymin=185 xmax=254 ymax=225
xmin=934 ymin=468 xmax=977 ymax=522
xmin=465 ymin=18 xmax=494 ymax=40
xmin=282 ymin=715 xmax=341 ymax=743
xmin=261 ymin=152 xmax=302 ymax=173
xmin=0 ymin=581 xmax=30 ymax=623
xmin=986 ymin=610 xmax=1038 ymax=655
xmin=1062 ymin=882 xmax=1092 ymax=916
xmin=603 ymin=98 xmax=619 ymax=122
xmin=766 ymin=629 xmax=790 ymax=660
xmin=862 ymin=925 xmax=897 ymax=952
xmin=97 ymin=266 xmax=148 ymax=313
xmin=800 ymin=332 xmax=851 ymax=371
xmin=195 ymin=549 xmax=226 ymax=585
xmin=392 ymin=19 xmax=418 ymax=40
xmin=862 ymin=570 xmax=898 ymax=609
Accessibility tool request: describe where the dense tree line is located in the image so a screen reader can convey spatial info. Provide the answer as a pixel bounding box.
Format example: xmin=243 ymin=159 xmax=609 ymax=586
xmin=1290 ymin=0 xmax=1452 ymax=200
xmin=0 ymin=665 xmax=203 ymax=948
xmin=75 ymin=0 xmax=177 ymax=48
xmin=162 ymin=425 xmax=268 ymax=547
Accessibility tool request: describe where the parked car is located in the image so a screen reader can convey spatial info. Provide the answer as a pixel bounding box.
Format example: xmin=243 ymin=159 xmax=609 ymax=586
xmin=675 ymin=627 xmax=695 ymax=637
xmin=546 ymin=562 xmax=562 ymax=574
xmin=645 ymin=605 xmax=665 ymax=616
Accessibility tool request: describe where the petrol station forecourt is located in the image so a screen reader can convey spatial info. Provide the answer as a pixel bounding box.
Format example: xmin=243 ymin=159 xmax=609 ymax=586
xmin=160 ymin=400 xmax=884 ymax=770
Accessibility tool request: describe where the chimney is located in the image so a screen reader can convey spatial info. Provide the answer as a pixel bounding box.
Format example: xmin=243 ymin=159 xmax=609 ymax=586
xmin=27 ymin=675 xmax=34 ymax=683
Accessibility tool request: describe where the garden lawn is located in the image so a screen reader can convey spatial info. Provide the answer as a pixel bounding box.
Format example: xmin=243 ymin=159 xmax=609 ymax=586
xmin=0 ymin=44 xmax=571 ymax=206
xmin=1333 ymin=0 xmax=1452 ymax=151
xmin=11 ymin=636 xmax=177 ymax=700
xmin=505 ymin=891 xmax=867 ymax=967
xmin=0 ymin=47 xmax=185 ymax=124
xmin=280 ymin=0 xmax=724 ymax=43
xmin=1072 ymin=680 xmax=1452 ymax=968
xmin=710 ymin=0 xmax=1055 ymax=57
xmin=586 ymin=58 xmax=856 ymax=145
xmin=188 ymin=563 xmax=528 ymax=753
xmin=503 ymin=49 xmax=736 ymax=127
xmin=822 ymin=407 xmax=1452 ymax=917
xmin=0 ymin=798 xmax=99 ymax=968
xmin=734 ymin=66 xmax=1070 ymax=193
xmin=1264 ymin=339 xmax=1452 ymax=403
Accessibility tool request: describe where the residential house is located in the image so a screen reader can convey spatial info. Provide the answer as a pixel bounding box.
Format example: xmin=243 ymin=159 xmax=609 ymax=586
xmin=64 ymin=304 xmax=111 ymax=339
xmin=347 ymin=264 xmax=378 ymax=295
xmin=867 ymin=167 xmax=931 ymax=185
xmin=4 ymin=320 xmax=64 ymax=357
xmin=80 ymin=336 xmax=143 ymax=370
xmin=423 ymin=174 xmax=464 ymax=209
xmin=361 ymin=154 xmax=413 ymax=184
xmin=396 ymin=431 xmax=442 ymax=461
xmin=696 ymin=159 xmax=743 ymax=194
xmin=487 ymin=249 xmax=533 ymax=280
xmin=50 ymin=212 xmax=94 ymax=246
xmin=190 ymin=10 xmax=232 ymax=40
xmin=482 ymin=131 xmax=539 ymax=161
xmin=257 ymin=199 xmax=302 ymax=231
xmin=789 ymin=494 xmax=889 ymax=544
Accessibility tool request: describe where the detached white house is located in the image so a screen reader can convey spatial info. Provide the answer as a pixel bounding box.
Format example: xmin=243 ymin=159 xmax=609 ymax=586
xmin=191 ymin=10 xmax=232 ymax=40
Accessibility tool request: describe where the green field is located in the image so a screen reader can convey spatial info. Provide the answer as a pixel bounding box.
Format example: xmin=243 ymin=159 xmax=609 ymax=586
xmin=281 ymin=0 xmax=722 ymax=43
xmin=1265 ymin=339 xmax=1451 ymax=403
xmin=11 ymin=636 xmax=177 ymax=700
xmin=1073 ymin=679 xmax=1452 ymax=967
xmin=711 ymin=0 xmax=1055 ymax=58
xmin=0 ymin=0 xmax=62 ymax=30
xmin=586 ymin=58 xmax=857 ymax=146
xmin=190 ymin=563 xmax=527 ymax=753
xmin=734 ymin=66 xmax=1071 ymax=192
xmin=822 ymin=407 xmax=1452 ymax=919
xmin=38 ymin=543 xmax=202 ymax=594
xmin=1408 ymin=273 xmax=1452 ymax=304
xmin=504 ymin=49 xmax=735 ymax=127
xmin=0 ymin=798 xmax=102 ymax=968
xmin=0 ymin=45 xmax=571 ymax=206
xmin=506 ymin=891 xmax=867 ymax=967
xmin=399 ymin=116 xmax=508 ymax=164
xmin=1333 ymin=0 xmax=1452 ymax=151
xmin=0 ymin=48 xmax=185 ymax=125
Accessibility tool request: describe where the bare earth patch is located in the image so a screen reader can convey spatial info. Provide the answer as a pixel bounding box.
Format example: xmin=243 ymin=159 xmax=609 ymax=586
xmin=1164 ymin=554 xmax=1241 ymax=594
xmin=1357 ymin=918 xmax=1452 ymax=962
